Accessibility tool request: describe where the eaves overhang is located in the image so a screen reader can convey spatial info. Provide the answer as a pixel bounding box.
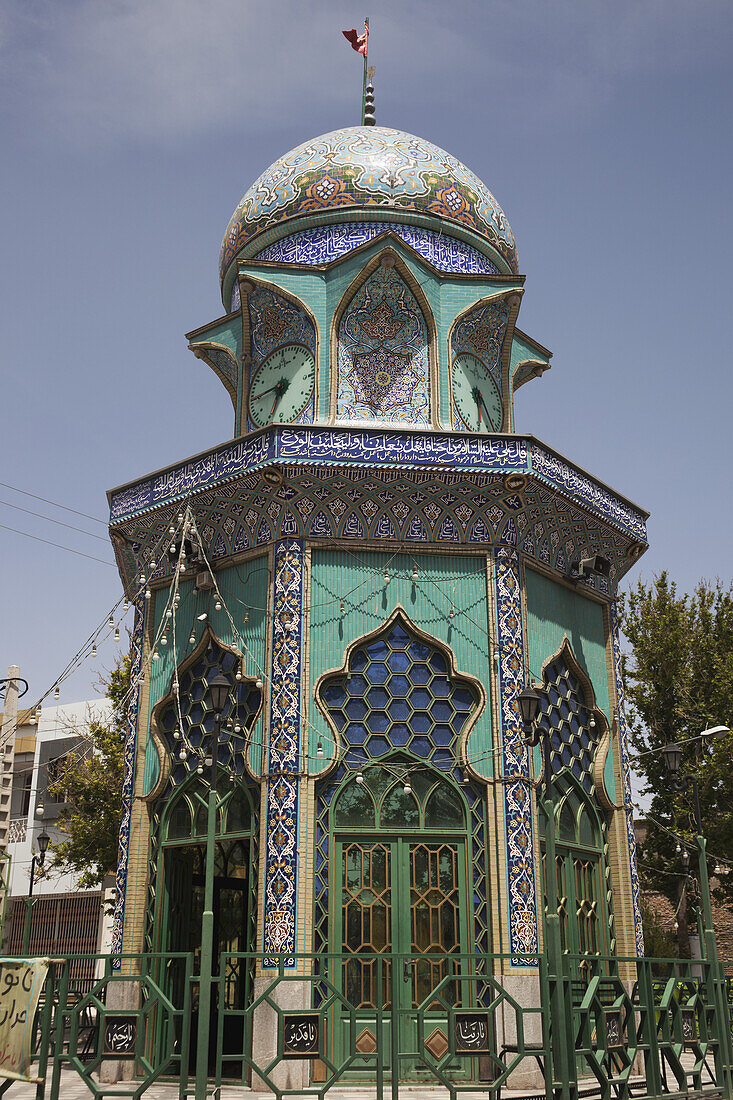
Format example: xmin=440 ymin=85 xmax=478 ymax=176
xmin=107 ymin=426 xmax=648 ymax=599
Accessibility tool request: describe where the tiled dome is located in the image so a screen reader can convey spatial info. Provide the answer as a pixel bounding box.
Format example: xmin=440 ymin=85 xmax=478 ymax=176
xmin=219 ymin=126 xmax=518 ymax=288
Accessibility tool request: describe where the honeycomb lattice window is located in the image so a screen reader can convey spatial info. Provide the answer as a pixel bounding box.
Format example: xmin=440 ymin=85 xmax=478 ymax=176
xmin=536 ymin=647 xmax=598 ymax=795
xmin=156 ymin=638 xmax=263 ymax=786
xmin=313 ymin=613 xmax=489 ymax=989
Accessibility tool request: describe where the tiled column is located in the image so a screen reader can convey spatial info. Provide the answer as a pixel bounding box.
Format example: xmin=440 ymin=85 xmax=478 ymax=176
xmin=609 ymin=600 xmax=644 ymax=956
xmin=262 ymin=540 xmax=304 ymax=966
xmin=493 ymin=546 xmax=538 ymax=962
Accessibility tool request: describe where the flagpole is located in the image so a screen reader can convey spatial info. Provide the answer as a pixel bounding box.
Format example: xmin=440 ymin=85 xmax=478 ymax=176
xmin=361 ymin=17 xmax=369 ymax=125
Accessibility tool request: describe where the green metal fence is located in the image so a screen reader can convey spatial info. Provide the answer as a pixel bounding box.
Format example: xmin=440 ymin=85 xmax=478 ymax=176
xmin=4 ymin=949 xmax=733 ymax=1099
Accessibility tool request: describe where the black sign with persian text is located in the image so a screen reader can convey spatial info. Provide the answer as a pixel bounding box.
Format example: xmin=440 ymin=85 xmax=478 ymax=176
xmin=282 ymin=1012 xmax=320 ymax=1058
xmin=102 ymin=1014 xmax=137 ymax=1057
xmin=453 ymin=1011 xmax=491 ymax=1055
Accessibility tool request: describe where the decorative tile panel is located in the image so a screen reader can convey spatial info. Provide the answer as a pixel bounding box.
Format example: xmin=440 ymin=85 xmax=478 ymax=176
xmin=609 ymin=600 xmax=644 ymax=955
xmin=255 ymin=222 xmax=499 ymax=274
xmin=111 ymin=600 xmax=145 ymax=959
xmin=220 ymin=126 xmax=518 ymax=284
xmin=337 ymin=264 xmax=429 ymax=425
xmin=263 ymin=540 xmax=305 ymax=964
xmin=451 ymin=298 xmax=511 ymax=393
xmin=493 ymin=546 xmax=538 ymax=961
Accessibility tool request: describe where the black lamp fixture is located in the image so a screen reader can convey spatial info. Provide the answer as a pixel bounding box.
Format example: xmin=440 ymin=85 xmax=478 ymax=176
xmin=661 ymin=742 xmax=683 ymax=779
xmin=517 ymin=686 xmax=541 ymax=734
xmin=208 ymin=673 xmax=230 ymax=717
xmin=37 ymin=829 xmax=50 ymax=866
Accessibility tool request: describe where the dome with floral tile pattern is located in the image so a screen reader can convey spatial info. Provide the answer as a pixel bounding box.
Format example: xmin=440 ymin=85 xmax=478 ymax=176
xmin=219 ymin=126 xmax=518 ymax=291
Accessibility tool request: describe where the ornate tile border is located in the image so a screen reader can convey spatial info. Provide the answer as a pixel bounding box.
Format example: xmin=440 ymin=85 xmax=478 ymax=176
xmin=494 ymin=546 xmax=538 ymax=962
xmin=111 ymin=600 xmax=145 ymax=960
xmin=609 ymin=600 xmax=644 ymax=955
xmin=262 ymin=540 xmax=304 ymax=965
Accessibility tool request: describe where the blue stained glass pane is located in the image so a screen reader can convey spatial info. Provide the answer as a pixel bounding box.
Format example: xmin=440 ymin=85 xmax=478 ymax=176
xmin=548 ymin=685 xmax=560 ymax=706
xmin=330 ymin=710 xmax=347 ymax=731
xmin=569 ymin=714 xmax=581 ymax=735
xmin=451 ymin=713 xmax=467 ymax=732
xmin=580 ymin=731 xmax=591 ymax=750
xmin=345 ymin=698 xmax=368 ymax=720
xmin=351 ymin=651 xmax=368 ymax=672
xmin=559 ymin=701 xmax=570 ymax=719
xmin=389 ymin=675 xmax=409 ymax=696
xmin=409 ymin=642 xmax=431 ymax=661
xmin=220 ymin=652 xmax=236 ymax=671
xmin=366 ymin=640 xmax=389 ymax=660
xmin=366 ymin=686 xmax=389 ymax=709
xmin=366 ymin=711 xmax=389 ymax=733
xmin=432 ymin=750 xmax=453 ymax=770
xmin=366 ymin=663 xmax=389 ymax=684
xmin=189 ymin=729 xmax=202 ymax=747
xmin=189 ymin=702 xmax=204 ymax=724
xmin=410 ymin=711 xmax=432 ymax=734
xmin=323 ymin=683 xmax=346 ymax=706
xmin=390 ymin=722 xmax=410 ymax=745
xmin=452 ymin=687 xmax=474 ymax=710
xmin=410 ymin=736 xmax=432 ymax=757
xmin=387 ymin=650 xmax=410 ymax=672
xmin=388 ymin=624 xmax=410 ymax=647
xmin=430 ymin=700 xmax=453 ymax=722
xmin=409 ymin=687 xmax=431 ymax=709
xmin=193 ymin=660 xmax=207 ymax=678
xmin=408 ymin=664 xmax=431 ymax=686
xmin=191 ymin=680 xmax=204 ymax=701
xmin=366 ymin=736 xmax=390 ymax=756
xmin=429 ymin=653 xmax=447 ymax=674
xmin=346 ymin=722 xmax=368 ymax=744
xmin=348 ymin=675 xmax=369 ymax=696
xmin=160 ymin=709 xmax=175 ymax=731
xmin=431 ymin=725 xmax=452 ymax=746
xmin=202 ymin=713 xmax=215 ymax=733
xmin=388 ymin=699 xmax=409 ymax=721
xmin=431 ymin=678 xmax=451 ymax=698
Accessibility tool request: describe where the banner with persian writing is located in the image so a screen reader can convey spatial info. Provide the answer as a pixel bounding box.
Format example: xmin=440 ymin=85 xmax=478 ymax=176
xmin=0 ymin=958 xmax=49 ymax=1082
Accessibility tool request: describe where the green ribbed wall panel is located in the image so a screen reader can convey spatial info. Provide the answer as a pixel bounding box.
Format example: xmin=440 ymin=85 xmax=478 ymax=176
xmin=308 ymin=548 xmax=494 ymax=778
xmin=524 ymin=567 xmax=616 ymax=800
xmin=141 ymin=554 xmax=270 ymax=796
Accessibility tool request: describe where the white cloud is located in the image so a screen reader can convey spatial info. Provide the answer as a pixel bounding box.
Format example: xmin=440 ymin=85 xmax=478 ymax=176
xmin=1 ymin=0 xmax=730 ymax=147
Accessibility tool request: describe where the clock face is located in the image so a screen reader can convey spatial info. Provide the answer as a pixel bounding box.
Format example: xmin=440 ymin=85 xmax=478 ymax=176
xmin=248 ymin=344 xmax=316 ymax=428
xmin=451 ymin=353 xmax=503 ymax=432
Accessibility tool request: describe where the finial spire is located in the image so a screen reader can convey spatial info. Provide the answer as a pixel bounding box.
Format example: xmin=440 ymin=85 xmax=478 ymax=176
xmin=364 ymin=68 xmax=376 ymax=126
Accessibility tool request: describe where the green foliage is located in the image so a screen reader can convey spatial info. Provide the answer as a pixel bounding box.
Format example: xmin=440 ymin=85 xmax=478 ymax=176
xmin=639 ymin=898 xmax=679 ymax=960
xmin=620 ymin=574 xmax=733 ymax=926
xmin=46 ymin=653 xmax=130 ymax=890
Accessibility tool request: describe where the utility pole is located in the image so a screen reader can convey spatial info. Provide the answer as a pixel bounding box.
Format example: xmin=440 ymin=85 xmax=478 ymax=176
xmin=0 ymin=667 xmax=21 ymax=850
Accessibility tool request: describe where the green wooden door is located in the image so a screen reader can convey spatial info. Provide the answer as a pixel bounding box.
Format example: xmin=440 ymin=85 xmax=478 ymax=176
xmin=335 ymin=833 xmax=468 ymax=1076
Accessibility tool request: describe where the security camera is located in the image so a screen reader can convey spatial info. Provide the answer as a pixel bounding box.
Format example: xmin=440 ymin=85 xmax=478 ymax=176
xmin=569 ymin=555 xmax=611 ymax=581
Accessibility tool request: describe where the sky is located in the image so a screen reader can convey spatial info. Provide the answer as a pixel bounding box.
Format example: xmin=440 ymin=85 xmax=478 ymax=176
xmin=1 ymin=0 xmax=732 ymax=714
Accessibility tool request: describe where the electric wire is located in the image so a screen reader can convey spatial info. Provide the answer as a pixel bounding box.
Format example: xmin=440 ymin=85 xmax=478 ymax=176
xmin=0 ymin=522 xmax=115 ymax=566
xmin=0 ymin=482 xmax=107 ymax=525
xmin=0 ymin=498 xmax=109 ymax=542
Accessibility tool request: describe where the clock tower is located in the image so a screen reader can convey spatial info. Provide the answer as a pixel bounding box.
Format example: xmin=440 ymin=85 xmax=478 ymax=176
xmin=108 ymin=123 xmax=648 ymax=1088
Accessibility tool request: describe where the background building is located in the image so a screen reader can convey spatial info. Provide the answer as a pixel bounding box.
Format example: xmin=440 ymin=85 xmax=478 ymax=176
xmin=1 ymin=697 xmax=114 ymax=969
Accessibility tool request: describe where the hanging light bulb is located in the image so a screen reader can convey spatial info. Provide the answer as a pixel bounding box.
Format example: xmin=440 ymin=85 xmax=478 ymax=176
xmin=235 ymin=724 xmax=242 ymax=734
xmin=676 ymin=843 xmax=681 ymax=854
xmin=149 ymin=559 xmax=157 ymax=570
xmin=340 ymin=600 xmax=345 ymax=613
xmin=189 ymin=632 xmax=196 ymax=644
xmin=715 ymin=864 xmax=723 ymax=876
xmin=384 ymin=570 xmax=390 ymax=585
xmin=317 ymin=741 xmax=324 ymax=757
xmin=172 ymin=682 xmax=179 ymax=695
xmin=229 ymin=774 xmax=236 ymax=784
xmin=53 ymin=686 xmax=60 ymax=700
xmin=123 ymin=598 xmax=129 ymax=613
xmin=179 ymin=562 xmax=186 ymax=573
xmin=165 ymin=609 xmax=172 ymax=619
xmin=244 ymin=610 xmax=250 ymax=624
xmin=114 ymin=627 xmax=120 ymax=642
xmin=36 ymin=804 xmax=45 ymax=817
xmin=356 ymin=769 xmax=364 ymax=785
xmin=145 ymin=588 xmax=152 ymax=600
xmin=674 ymin=921 xmax=679 ymax=932
xmin=152 ymin=650 xmax=159 ymax=661
xmin=589 ymin=715 xmax=596 ymax=729
xmin=235 ymin=667 xmax=242 ymax=681
xmin=197 ymin=612 xmax=207 ymax=621
xmin=91 ymin=643 xmax=97 ymax=658
xmin=204 ymin=756 xmax=212 ymax=768
xmin=108 ymin=613 xmax=114 ymax=628
xmin=196 ymin=764 xmax=204 ymax=775
xmin=177 ymin=513 xmax=184 ymax=523
xmin=173 ymin=728 xmax=181 ymax=740
xmin=169 ymin=525 xmax=176 ymax=535
xmin=215 ymin=599 xmax=222 ymax=611
xmin=256 ymin=678 xmax=263 ymax=689
xmin=160 ymin=635 xmax=168 ymax=646
xmin=403 ymin=779 xmax=412 ymax=795
xmin=461 ymin=768 xmax=469 ymax=783
xmin=412 ymin=565 xmax=418 ymax=582
xmin=140 ymin=573 xmax=147 ymax=585
xmin=178 ymin=749 xmax=188 ymax=761
xmin=449 ymin=606 xmax=455 ymax=620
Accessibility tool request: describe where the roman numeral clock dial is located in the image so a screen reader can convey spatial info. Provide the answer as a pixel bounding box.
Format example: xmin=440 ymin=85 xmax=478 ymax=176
xmin=248 ymin=344 xmax=316 ymax=428
xmin=451 ymin=353 xmax=503 ymax=432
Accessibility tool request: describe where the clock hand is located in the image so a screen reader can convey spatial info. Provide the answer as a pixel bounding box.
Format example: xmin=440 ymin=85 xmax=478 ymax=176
xmin=476 ymin=391 xmax=494 ymax=430
xmin=253 ymin=381 xmax=283 ymax=401
xmin=472 ymin=387 xmax=484 ymax=429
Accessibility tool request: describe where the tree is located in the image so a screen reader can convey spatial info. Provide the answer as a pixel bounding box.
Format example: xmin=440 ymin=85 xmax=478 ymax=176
xmin=620 ymin=574 xmax=733 ymax=951
xmin=46 ymin=652 xmax=131 ymax=890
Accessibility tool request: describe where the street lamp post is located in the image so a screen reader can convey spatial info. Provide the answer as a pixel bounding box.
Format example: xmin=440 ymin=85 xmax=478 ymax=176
xmin=518 ymin=686 xmax=576 ymax=1100
xmin=195 ymin=672 xmax=230 ymax=1100
xmin=22 ymin=829 xmax=50 ymax=955
xmin=661 ymin=728 xmax=733 ymax=1088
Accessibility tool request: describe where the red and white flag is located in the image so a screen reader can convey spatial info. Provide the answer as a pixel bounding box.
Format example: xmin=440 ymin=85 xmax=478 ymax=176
xmin=342 ymin=22 xmax=368 ymax=58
